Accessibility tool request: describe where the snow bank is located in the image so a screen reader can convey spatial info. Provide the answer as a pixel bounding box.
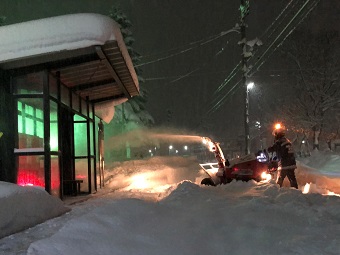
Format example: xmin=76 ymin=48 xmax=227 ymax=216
xmin=296 ymin=150 xmax=340 ymax=194
xmin=0 ymin=181 xmax=70 ymax=239
xmin=27 ymin=181 xmax=340 ymax=255
xmin=1 ymin=152 xmax=340 ymax=255
xmin=299 ymin=150 xmax=340 ymax=176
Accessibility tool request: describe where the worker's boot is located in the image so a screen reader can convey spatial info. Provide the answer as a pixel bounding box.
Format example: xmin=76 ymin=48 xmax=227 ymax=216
xmin=287 ymin=171 xmax=298 ymax=189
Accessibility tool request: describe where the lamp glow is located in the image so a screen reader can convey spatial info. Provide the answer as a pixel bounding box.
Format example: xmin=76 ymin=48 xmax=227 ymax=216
xmin=247 ymin=82 xmax=254 ymax=90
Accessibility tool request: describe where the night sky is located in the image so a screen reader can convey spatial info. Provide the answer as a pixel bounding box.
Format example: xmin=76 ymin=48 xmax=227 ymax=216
xmin=1 ymin=0 xmax=339 ymax=144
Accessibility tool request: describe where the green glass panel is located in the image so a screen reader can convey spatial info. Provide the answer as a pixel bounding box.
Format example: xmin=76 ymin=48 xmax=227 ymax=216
xmin=37 ymin=121 xmax=43 ymax=138
xmin=25 ymin=105 xmax=34 ymax=116
xmin=50 ymin=101 xmax=58 ymax=151
xmin=36 ymin=109 xmax=43 ymax=119
xmin=89 ymin=104 xmax=93 ymax=119
xmin=74 ymin=121 xmax=87 ymax=157
xmin=74 ymin=114 xmax=86 ymax=121
xmin=17 ymin=98 xmax=44 ymax=149
xmin=18 ymin=115 xmax=23 ymax=133
xmin=26 ymin=118 xmax=34 ymax=136
xmin=90 ymin=121 xmax=94 ymax=155
xmin=95 ymin=116 xmax=100 ymax=159
xmin=18 ymin=101 xmax=22 ymax=111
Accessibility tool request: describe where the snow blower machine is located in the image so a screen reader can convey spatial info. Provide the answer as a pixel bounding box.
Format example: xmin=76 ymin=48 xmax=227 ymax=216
xmin=199 ymin=137 xmax=277 ymax=186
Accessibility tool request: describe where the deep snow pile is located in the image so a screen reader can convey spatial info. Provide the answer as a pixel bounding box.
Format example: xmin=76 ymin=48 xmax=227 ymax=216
xmin=0 ymin=182 xmax=69 ymax=239
xmin=297 ymin=150 xmax=340 ymax=194
xmin=26 ymin=181 xmax=340 ymax=255
xmin=0 ymin=151 xmax=339 ymax=255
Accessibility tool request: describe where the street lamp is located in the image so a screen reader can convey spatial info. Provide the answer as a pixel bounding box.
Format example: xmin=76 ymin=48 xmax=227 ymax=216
xmin=169 ymin=145 xmax=173 ymax=155
xmin=245 ymin=82 xmax=254 ymax=155
xmin=247 ymin=82 xmax=254 ymax=90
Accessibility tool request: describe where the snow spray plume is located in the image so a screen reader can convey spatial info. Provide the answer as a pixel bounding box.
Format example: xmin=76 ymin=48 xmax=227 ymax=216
xmin=106 ymin=127 xmax=203 ymax=150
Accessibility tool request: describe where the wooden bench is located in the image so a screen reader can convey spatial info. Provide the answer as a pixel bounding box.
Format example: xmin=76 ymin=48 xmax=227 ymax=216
xmin=63 ymin=180 xmax=83 ymax=196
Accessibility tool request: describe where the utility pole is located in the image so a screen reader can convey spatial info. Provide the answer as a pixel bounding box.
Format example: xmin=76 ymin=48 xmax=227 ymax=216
xmin=240 ymin=0 xmax=250 ymax=155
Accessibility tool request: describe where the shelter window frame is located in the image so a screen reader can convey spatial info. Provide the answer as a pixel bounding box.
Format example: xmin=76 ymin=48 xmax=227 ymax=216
xmin=12 ymin=70 xmax=57 ymax=195
xmin=49 ymin=73 xmax=97 ymax=195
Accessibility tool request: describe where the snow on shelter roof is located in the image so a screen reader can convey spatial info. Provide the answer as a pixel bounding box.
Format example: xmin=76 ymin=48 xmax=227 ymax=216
xmin=0 ymin=13 xmax=139 ymax=123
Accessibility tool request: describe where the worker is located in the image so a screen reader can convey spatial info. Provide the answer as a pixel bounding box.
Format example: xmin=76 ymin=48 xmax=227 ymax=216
xmin=268 ymin=123 xmax=298 ymax=189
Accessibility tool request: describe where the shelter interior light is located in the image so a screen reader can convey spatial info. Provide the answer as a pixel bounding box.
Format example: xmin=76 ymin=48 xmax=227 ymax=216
xmin=50 ymin=137 xmax=58 ymax=151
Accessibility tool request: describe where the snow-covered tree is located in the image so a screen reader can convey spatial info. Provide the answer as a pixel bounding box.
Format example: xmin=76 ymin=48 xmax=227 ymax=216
xmin=280 ymin=30 xmax=340 ymax=149
xmin=108 ymin=5 xmax=154 ymax=128
xmin=0 ymin=16 xmax=6 ymax=26
xmin=106 ymin=6 xmax=154 ymax=161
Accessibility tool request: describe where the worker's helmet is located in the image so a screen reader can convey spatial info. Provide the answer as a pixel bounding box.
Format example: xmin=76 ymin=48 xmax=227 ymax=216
xmin=272 ymin=123 xmax=286 ymax=139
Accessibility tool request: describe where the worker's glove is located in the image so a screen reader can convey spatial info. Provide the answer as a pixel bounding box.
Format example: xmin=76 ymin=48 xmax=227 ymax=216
xmin=267 ymin=160 xmax=278 ymax=173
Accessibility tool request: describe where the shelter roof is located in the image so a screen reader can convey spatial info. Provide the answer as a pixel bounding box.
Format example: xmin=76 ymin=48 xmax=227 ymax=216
xmin=0 ymin=13 xmax=139 ymax=122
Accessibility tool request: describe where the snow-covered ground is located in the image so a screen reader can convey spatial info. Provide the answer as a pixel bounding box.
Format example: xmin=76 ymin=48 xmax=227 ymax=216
xmin=0 ymin=151 xmax=340 ymax=255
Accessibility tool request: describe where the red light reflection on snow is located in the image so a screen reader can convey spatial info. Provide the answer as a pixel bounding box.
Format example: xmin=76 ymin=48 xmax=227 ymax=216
xmin=17 ymin=168 xmax=59 ymax=189
xmin=17 ymin=169 xmax=45 ymax=187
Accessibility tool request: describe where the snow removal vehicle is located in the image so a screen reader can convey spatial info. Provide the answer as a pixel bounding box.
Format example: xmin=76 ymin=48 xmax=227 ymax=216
xmin=200 ymin=137 xmax=276 ymax=186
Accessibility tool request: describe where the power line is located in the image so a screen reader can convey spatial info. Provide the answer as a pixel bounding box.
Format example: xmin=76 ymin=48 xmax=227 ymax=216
xmin=169 ymin=67 xmax=200 ymax=84
xmin=140 ymin=31 xmax=228 ymax=59
xmin=206 ymin=0 xmax=320 ymax=115
xmin=249 ymin=0 xmax=314 ymax=74
xmin=211 ymin=0 xmax=298 ymax=97
xmin=144 ymin=67 xmax=322 ymax=81
xmin=258 ymin=0 xmax=295 ymax=39
xmin=144 ymin=44 xmax=237 ymax=86
xmin=210 ymin=0 xmax=297 ymax=94
xmin=135 ymin=28 xmax=239 ymax=67
xmin=214 ymin=61 xmax=241 ymax=95
xmin=253 ymin=0 xmax=321 ymax=73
